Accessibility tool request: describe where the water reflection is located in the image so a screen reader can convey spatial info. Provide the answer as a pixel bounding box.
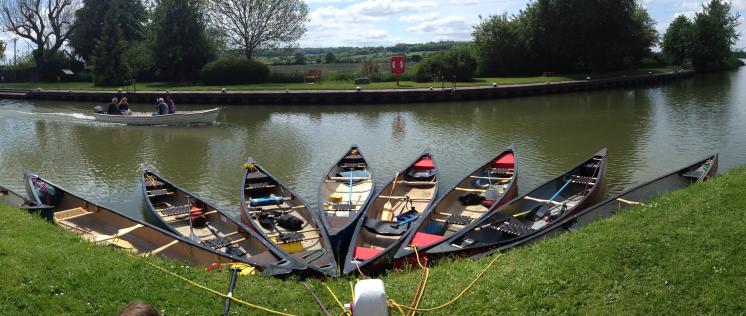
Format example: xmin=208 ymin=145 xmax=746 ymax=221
xmin=1 ymin=66 xmax=745 ymax=220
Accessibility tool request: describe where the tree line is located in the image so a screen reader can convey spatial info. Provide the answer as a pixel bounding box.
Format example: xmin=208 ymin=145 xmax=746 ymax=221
xmin=0 ymin=0 xmax=741 ymax=86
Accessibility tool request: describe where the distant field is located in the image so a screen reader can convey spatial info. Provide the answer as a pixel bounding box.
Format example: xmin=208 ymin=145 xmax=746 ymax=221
xmin=269 ymin=62 xmax=417 ymax=75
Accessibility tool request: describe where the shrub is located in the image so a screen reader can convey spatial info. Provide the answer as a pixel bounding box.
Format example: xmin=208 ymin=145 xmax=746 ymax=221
xmin=201 ymin=58 xmax=269 ymax=84
xmin=268 ymin=71 xmax=304 ymax=83
xmin=414 ymin=46 xmax=477 ymax=82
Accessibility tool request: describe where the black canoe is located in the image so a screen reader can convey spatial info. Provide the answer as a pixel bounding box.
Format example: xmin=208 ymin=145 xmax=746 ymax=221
xmin=239 ymin=158 xmax=338 ymax=277
xmin=394 ymin=145 xmax=518 ymax=260
xmin=140 ymin=165 xmax=304 ymax=274
xmin=427 ymin=148 xmax=608 ymax=258
xmin=343 ymin=150 xmax=440 ymax=275
xmin=1 ymin=183 xmax=53 ymax=219
xmin=470 ymin=153 xmax=718 ymax=259
xmin=24 ymin=172 xmax=296 ymax=276
xmin=317 ymin=145 xmax=376 ymax=250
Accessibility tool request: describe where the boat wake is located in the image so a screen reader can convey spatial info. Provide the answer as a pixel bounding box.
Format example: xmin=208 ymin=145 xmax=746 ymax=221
xmin=40 ymin=112 xmax=96 ymax=120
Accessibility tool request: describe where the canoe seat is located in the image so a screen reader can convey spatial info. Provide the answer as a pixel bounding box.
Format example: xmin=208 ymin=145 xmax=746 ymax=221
xmin=201 ymin=237 xmax=236 ymax=250
xmin=332 ymin=203 xmax=355 ymax=212
xmin=145 ymin=179 xmax=165 ymax=188
xmin=160 ymin=205 xmax=191 ymax=216
xmin=445 ymin=215 xmax=473 ymax=225
xmin=490 ymin=218 xmax=533 ymax=237
xmin=277 ymin=232 xmax=304 ymax=244
xmin=354 ymin=246 xmax=383 ymax=261
xmin=571 ymin=176 xmax=596 ymax=185
xmin=148 ymin=189 xmax=170 ymax=197
xmin=245 ymin=182 xmax=274 ymax=190
xmin=681 ymin=169 xmax=704 ymax=179
xmin=363 ymin=218 xmax=409 ymax=236
xmin=341 ymin=154 xmax=365 ymax=164
xmin=246 ymin=172 xmax=271 ymax=183
xmin=340 ymin=162 xmax=366 ymax=169
xmin=411 ymin=232 xmax=445 ymax=248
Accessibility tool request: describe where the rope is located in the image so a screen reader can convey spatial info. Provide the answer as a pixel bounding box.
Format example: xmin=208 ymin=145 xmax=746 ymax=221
xmin=124 ymin=253 xmax=294 ymax=316
xmin=243 ymin=162 xmax=258 ymax=172
xmin=407 ymin=245 xmax=430 ymax=316
xmin=388 ymin=253 xmax=504 ymax=313
xmin=324 ymin=283 xmax=351 ymax=316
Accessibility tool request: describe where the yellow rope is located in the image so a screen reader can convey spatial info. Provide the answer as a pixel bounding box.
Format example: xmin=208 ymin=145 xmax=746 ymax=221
xmin=324 ymin=283 xmax=351 ymax=316
xmin=125 ymin=253 xmax=294 ymax=316
xmin=243 ymin=162 xmax=258 ymax=172
xmin=388 ymin=253 xmax=504 ymax=313
xmin=407 ymin=245 xmax=429 ymax=316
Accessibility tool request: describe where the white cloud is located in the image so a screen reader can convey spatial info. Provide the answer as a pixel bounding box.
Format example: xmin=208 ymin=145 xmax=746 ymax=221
xmin=672 ymin=11 xmax=697 ymax=19
xmin=399 ymin=12 xmax=440 ymax=22
xmin=680 ymin=1 xmax=702 ymax=10
xmin=406 ymin=16 xmax=472 ymax=39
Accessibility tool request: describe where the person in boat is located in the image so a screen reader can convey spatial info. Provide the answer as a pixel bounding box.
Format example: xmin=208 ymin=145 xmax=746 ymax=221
xmin=153 ymin=98 xmax=169 ymax=116
xmin=165 ymin=95 xmax=176 ymax=114
xmin=94 ymin=106 xmax=104 ymax=114
xmin=107 ymin=98 xmax=120 ymax=115
xmin=118 ymin=97 xmax=131 ymax=115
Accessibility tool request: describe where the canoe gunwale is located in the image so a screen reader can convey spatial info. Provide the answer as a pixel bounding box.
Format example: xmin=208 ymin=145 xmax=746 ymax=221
xmin=316 ymin=145 xmax=376 ymax=242
xmin=426 ymin=148 xmax=609 ymax=258
xmin=394 ymin=145 xmax=518 ymax=260
xmin=22 ymin=171 xmax=297 ymax=276
xmin=342 ymin=149 xmax=440 ymax=275
xmin=239 ymin=157 xmax=338 ymax=277
xmin=139 ymin=164 xmax=302 ymax=272
xmin=470 ymin=153 xmax=719 ymax=259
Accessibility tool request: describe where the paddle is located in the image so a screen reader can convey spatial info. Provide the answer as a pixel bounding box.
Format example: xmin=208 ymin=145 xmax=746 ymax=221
xmin=93 ymin=223 xmax=144 ymax=242
xmin=348 ymin=169 xmax=354 ymax=205
xmin=186 ymin=196 xmax=195 ymax=241
xmin=222 ymin=267 xmax=240 ymax=316
xmin=382 ymin=172 xmax=400 ymax=221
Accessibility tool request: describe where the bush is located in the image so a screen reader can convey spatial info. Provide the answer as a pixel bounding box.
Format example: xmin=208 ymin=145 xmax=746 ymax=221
xmin=201 ymin=58 xmax=269 ymax=84
xmin=268 ymin=71 xmax=304 ymax=83
xmin=414 ymin=46 xmax=477 ymax=82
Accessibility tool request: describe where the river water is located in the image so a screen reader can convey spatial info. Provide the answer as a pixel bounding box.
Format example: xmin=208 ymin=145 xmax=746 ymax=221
xmin=1 ymin=67 xmax=745 ymax=219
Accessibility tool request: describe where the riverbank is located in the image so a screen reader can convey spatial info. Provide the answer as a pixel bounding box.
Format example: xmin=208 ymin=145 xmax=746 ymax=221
xmin=1 ymin=165 xmax=744 ymax=315
xmin=0 ymin=69 xmax=692 ymax=105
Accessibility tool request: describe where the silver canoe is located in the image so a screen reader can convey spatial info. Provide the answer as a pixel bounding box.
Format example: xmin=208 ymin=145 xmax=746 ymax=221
xmin=93 ymin=108 xmax=221 ymax=126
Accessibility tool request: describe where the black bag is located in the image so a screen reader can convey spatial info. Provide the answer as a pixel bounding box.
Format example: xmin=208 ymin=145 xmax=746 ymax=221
xmin=258 ymin=214 xmax=275 ymax=230
xmin=458 ymin=193 xmax=485 ymax=206
xmin=277 ymin=213 xmax=304 ymax=231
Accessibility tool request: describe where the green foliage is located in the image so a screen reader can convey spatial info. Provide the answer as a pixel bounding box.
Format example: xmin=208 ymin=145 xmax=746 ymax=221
xmin=201 ymin=58 xmax=270 ymax=84
xmin=0 ymin=40 xmax=5 ymax=61
xmin=414 ymin=46 xmax=477 ymax=82
xmin=690 ymin=0 xmax=741 ymax=71
xmin=70 ymin=0 xmax=147 ymax=62
xmin=409 ymin=54 xmax=423 ymax=63
xmin=92 ymin=0 xmax=133 ymax=86
xmin=474 ymin=0 xmax=658 ymax=75
xmin=663 ymin=15 xmax=694 ymax=65
xmin=293 ymin=52 xmax=306 ymax=65
xmin=324 ymin=51 xmax=336 ymax=64
xmin=152 ymin=0 xmax=215 ymax=81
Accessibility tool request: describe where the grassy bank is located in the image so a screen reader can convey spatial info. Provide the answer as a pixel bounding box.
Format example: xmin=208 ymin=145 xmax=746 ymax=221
xmin=0 ymin=68 xmax=672 ymax=92
xmin=2 ymin=165 xmax=744 ymax=315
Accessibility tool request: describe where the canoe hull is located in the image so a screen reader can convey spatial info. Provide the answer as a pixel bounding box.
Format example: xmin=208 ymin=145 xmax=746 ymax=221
xmin=93 ymin=108 xmax=220 ymax=126
xmin=22 ymin=172 xmax=296 ymax=276
xmin=471 ymin=153 xmax=719 ymax=259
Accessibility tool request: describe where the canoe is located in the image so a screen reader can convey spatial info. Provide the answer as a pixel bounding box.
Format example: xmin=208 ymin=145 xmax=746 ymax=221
xmin=343 ymin=150 xmax=440 ymax=275
xmin=427 ymin=148 xmax=608 ymax=258
xmin=140 ymin=165 xmax=304 ymax=274
xmin=93 ymin=108 xmax=220 ymax=126
xmin=317 ymin=145 xmax=376 ymax=249
xmin=470 ymin=153 xmax=718 ymax=259
xmin=0 ymin=184 xmax=53 ymax=219
xmin=239 ymin=158 xmax=338 ymax=277
xmin=23 ymin=172 xmax=296 ymax=276
xmin=394 ymin=145 xmax=518 ymax=260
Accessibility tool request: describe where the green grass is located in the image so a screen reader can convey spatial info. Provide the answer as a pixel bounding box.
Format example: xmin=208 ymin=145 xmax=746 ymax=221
xmin=0 ymin=68 xmax=674 ymax=92
xmin=3 ymin=163 xmax=743 ymax=315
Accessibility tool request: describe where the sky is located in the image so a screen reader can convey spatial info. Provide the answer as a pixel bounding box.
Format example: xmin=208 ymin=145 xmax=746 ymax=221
xmin=299 ymin=0 xmax=746 ymax=48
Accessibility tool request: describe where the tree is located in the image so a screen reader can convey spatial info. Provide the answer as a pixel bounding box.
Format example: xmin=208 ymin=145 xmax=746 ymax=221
xmin=662 ymin=15 xmax=694 ymax=65
xmin=69 ymin=0 xmax=146 ymax=62
xmin=207 ymin=0 xmax=309 ymax=60
xmin=0 ymin=0 xmax=79 ymax=70
xmin=152 ymin=0 xmax=215 ymax=81
xmin=324 ymin=51 xmax=336 ymax=64
xmin=0 ymin=40 xmax=5 ymax=62
xmin=414 ymin=46 xmax=477 ymax=82
xmin=293 ymin=52 xmax=306 ymax=65
xmin=690 ymin=0 xmax=741 ymax=70
xmin=91 ymin=0 xmax=132 ymax=86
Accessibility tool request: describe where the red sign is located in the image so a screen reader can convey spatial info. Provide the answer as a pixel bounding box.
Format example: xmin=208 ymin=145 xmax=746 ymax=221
xmin=390 ymin=56 xmax=406 ymax=74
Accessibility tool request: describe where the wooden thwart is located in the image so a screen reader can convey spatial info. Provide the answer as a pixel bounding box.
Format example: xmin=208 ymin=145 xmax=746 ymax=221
xmin=377 ymin=196 xmax=431 ymax=201
xmin=148 ymin=240 xmax=179 ymax=256
xmin=468 ymin=176 xmax=512 ymax=180
xmin=94 ymin=224 xmax=144 ymax=242
xmin=454 ymin=187 xmax=485 ymax=193
xmin=56 ymin=207 xmax=95 ymax=221
xmin=267 ymin=228 xmax=318 ymax=237
xmin=524 ymin=196 xmax=564 ymax=206
xmin=329 ymin=176 xmax=370 ymax=181
xmin=395 ymin=180 xmax=436 ymax=186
